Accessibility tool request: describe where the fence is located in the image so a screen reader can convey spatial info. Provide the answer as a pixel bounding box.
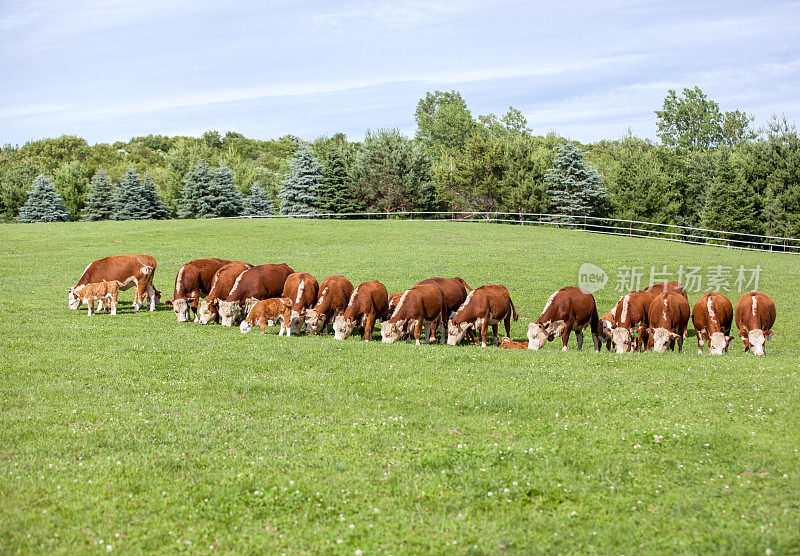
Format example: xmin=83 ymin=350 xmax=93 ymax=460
xmin=231 ymin=211 xmax=800 ymax=254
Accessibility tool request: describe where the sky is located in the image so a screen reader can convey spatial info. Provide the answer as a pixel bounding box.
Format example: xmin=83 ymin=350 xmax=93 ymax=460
xmin=1 ymin=0 xmax=799 ymax=145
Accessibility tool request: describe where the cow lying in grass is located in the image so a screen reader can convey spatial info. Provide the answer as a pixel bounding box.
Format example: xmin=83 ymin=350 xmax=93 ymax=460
xmin=73 ymin=280 xmax=123 ymax=316
xmin=239 ymin=298 xmax=293 ymax=334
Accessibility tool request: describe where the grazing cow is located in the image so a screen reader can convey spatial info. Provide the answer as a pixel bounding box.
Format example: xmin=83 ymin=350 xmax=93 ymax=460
xmin=416 ymin=277 xmax=473 ymax=343
xmin=333 ymin=281 xmax=389 ymax=341
xmin=599 ymin=311 xmax=615 ymax=351
xmin=76 ymin=281 xmax=122 ymax=316
xmin=447 ymin=285 xmax=518 ymax=347
xmin=69 ymin=255 xmax=158 ymax=313
xmin=645 ymin=281 xmax=688 ymax=299
xmin=499 ymin=337 xmax=528 ymax=349
xmin=280 ymin=272 xmax=320 ymax=336
xmin=239 ymin=297 xmax=293 ymax=334
xmin=527 ymin=287 xmax=602 ymax=352
xmin=167 ymin=258 xmax=230 ymax=322
xmin=734 ymin=292 xmax=776 ymax=356
xmin=380 ymin=283 xmax=448 ymax=345
xmin=218 ymin=263 xmax=294 ymax=326
xmin=608 ymin=291 xmax=652 ymax=353
xmin=646 ymin=292 xmax=690 ymax=352
xmin=692 ymin=292 xmax=734 ymax=355
xmin=197 ymin=261 xmax=253 ymax=324
xmin=305 ymin=275 xmax=354 ymax=335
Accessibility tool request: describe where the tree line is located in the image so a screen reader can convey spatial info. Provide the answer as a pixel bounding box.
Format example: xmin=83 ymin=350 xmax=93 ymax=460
xmin=3 ymin=87 xmax=799 ymax=243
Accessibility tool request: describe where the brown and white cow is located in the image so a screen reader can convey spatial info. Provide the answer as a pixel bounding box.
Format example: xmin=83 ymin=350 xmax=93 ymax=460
xmin=280 ymin=272 xmax=320 ymax=336
xmin=333 ymin=280 xmax=389 ymax=341
xmin=76 ymin=280 xmax=123 ymax=316
xmin=416 ymin=277 xmax=473 ymax=343
xmin=239 ymin=297 xmax=293 ymax=334
xmin=646 ymin=291 xmax=690 ymax=352
xmin=380 ymin=283 xmax=448 ymax=345
xmin=217 ymin=263 xmax=294 ymax=326
xmin=69 ymin=255 xmax=158 ymax=313
xmin=305 ymin=275 xmax=354 ymax=335
xmin=167 ymin=258 xmax=231 ymax=322
xmin=645 ymin=281 xmax=688 ymax=299
xmin=527 ymin=287 xmax=601 ymax=352
xmin=692 ymin=292 xmax=734 ymax=355
xmin=499 ymin=337 xmax=529 ymax=349
xmin=447 ymin=285 xmax=518 ymax=347
xmin=388 ymin=291 xmax=405 ymax=317
xmin=608 ymin=290 xmax=652 ymax=354
xmin=197 ymin=261 xmax=253 ymax=324
xmin=734 ymin=292 xmax=776 ymax=356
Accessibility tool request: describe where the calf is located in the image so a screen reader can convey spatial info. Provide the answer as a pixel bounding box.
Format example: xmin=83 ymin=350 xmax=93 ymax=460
xmin=167 ymin=258 xmax=230 ymax=322
xmin=281 ymin=272 xmax=320 ymax=336
xmin=527 ymin=287 xmax=602 ymax=352
xmin=499 ymin=337 xmax=528 ymax=349
xmin=734 ymin=292 xmax=776 ymax=356
xmin=305 ymin=275 xmax=354 ymax=335
xmin=608 ymin=291 xmax=652 ymax=353
xmin=692 ymin=292 xmax=734 ymax=355
xmin=75 ymin=280 xmax=123 ymax=316
xmin=239 ymin=297 xmax=293 ymax=334
xmin=197 ymin=261 xmax=253 ymax=324
xmin=69 ymin=255 xmax=158 ymax=313
xmin=646 ymin=291 xmax=690 ymax=352
xmin=381 ymin=283 xmax=448 ymax=345
xmin=447 ymin=285 xmax=518 ymax=347
xmin=218 ymin=263 xmax=294 ymax=326
xmin=333 ymin=281 xmax=389 ymax=341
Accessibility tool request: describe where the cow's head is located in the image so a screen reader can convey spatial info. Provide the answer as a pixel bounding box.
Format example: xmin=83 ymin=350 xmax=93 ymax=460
xmin=169 ymin=298 xmax=191 ymax=323
xmin=746 ymin=329 xmax=773 ymax=356
xmin=708 ymin=332 xmax=734 ymax=355
xmin=380 ymin=320 xmax=406 ymax=343
xmin=197 ymin=299 xmax=218 ymax=324
xmin=289 ymin=308 xmax=307 ymax=336
xmin=217 ymin=300 xmax=241 ymax=327
xmin=304 ymin=310 xmax=325 ymax=335
xmin=648 ymin=327 xmax=679 ymax=353
xmin=239 ymin=318 xmax=254 ymax=334
xmin=527 ymin=322 xmax=552 ymax=350
xmin=447 ymin=319 xmax=472 ymax=346
xmin=67 ymin=287 xmax=82 ymax=310
xmin=610 ymin=326 xmax=633 ymax=354
xmin=333 ymin=315 xmax=356 ymax=341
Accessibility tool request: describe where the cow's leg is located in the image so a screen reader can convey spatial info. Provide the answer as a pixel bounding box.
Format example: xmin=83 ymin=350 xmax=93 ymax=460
xmin=363 ymin=314 xmax=376 ymax=341
xmin=259 ymin=318 xmax=266 ymax=334
xmin=697 ymin=332 xmax=704 ymax=355
xmin=479 ymin=319 xmax=490 ymax=348
xmin=87 ymin=299 xmax=93 ymax=316
xmin=677 ymin=334 xmax=684 ymax=352
xmin=110 ymin=293 xmax=117 ymax=316
xmin=561 ymin=318 xmax=574 ymax=351
xmin=490 ymin=323 xmax=498 ymax=345
xmin=504 ymin=314 xmax=511 ymax=338
xmin=416 ymin=321 xmax=425 ymax=345
xmin=147 ymin=282 xmax=156 ymax=311
xmin=575 ymin=329 xmax=584 ymax=351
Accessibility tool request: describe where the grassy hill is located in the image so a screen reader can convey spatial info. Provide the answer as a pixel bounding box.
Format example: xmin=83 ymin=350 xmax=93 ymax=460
xmin=2 ymin=218 xmax=799 ymax=553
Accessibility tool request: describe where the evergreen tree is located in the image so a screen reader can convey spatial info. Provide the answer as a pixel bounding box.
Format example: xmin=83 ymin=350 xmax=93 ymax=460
xmin=83 ymin=169 xmax=116 ymax=221
xmin=279 ymin=145 xmax=321 ymax=215
xmin=113 ymin=167 xmax=167 ymax=220
xmin=142 ymin=173 xmax=170 ymax=219
xmin=700 ymin=149 xmax=758 ymax=241
xmin=545 ymin=143 xmax=609 ymax=218
xmin=178 ymin=162 xmax=243 ymax=218
xmin=16 ymin=174 xmax=70 ymax=222
xmin=242 ymin=184 xmax=275 ymax=216
xmin=316 ymin=149 xmax=359 ymax=214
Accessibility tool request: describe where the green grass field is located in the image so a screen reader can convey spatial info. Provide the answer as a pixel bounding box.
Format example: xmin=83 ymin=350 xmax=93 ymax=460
xmin=2 ymin=218 xmax=799 ymax=554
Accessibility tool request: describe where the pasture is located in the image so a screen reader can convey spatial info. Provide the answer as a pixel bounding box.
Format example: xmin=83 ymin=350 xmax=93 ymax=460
xmin=1 ymin=218 xmax=799 ymax=553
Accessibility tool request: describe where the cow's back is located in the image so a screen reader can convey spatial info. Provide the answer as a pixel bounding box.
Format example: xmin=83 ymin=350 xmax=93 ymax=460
xmin=227 ymin=263 xmax=294 ymax=303
xmin=539 ymin=286 xmax=595 ymax=325
xmin=649 ymin=291 xmax=690 ymax=330
xmin=646 ymin=281 xmax=688 ymax=300
xmin=693 ymin=292 xmax=733 ymax=333
xmin=283 ymin=272 xmax=319 ymax=310
xmin=208 ymin=262 xmax=252 ymax=300
xmin=735 ymin=292 xmax=776 ymax=332
xmin=417 ymin=277 xmax=468 ymax=313
xmin=614 ymin=291 xmax=649 ymax=327
xmin=321 ymin=275 xmax=354 ymax=301
xmin=77 ymin=254 xmax=157 ymax=286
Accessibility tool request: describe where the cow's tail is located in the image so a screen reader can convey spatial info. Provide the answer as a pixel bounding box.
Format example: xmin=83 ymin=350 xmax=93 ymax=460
xmin=510 ymin=298 xmax=520 ymax=321
xmin=455 ymin=277 xmax=472 ymax=291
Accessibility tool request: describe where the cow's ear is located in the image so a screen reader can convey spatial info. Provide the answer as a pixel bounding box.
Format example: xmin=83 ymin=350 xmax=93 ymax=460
xmin=211 ymin=299 xmax=219 ymax=307
xmin=764 ymin=330 xmax=774 ymax=340
xmin=165 ymin=300 xmax=173 ymax=306
xmin=647 ymin=327 xmax=654 ymax=336
xmin=283 ymin=299 xmax=293 ymax=308
xmin=669 ymin=332 xmax=680 ymax=339
xmin=725 ymin=335 xmax=734 ymax=345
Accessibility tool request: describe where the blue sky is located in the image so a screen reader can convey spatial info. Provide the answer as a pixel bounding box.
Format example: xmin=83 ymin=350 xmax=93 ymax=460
xmin=1 ymin=0 xmax=799 ymax=145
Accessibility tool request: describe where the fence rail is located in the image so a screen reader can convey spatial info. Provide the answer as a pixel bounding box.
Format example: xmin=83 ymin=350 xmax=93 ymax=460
xmin=228 ymin=211 xmax=800 ymax=254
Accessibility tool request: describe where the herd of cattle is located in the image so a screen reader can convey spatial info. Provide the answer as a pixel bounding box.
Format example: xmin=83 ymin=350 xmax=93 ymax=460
xmin=66 ymin=255 xmax=778 ymax=356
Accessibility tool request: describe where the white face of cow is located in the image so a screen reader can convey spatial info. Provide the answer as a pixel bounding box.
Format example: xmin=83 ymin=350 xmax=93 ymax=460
xmin=68 ymin=289 xmax=81 ymax=310
xmin=304 ymin=312 xmax=323 ymax=335
xmin=611 ymin=327 xmax=633 ymax=354
xmin=172 ymin=298 xmax=191 ymax=322
xmin=218 ymin=300 xmax=241 ymax=327
xmin=446 ymin=320 xmax=472 ymax=346
xmin=747 ymin=329 xmax=772 ymax=356
xmin=651 ymin=327 xmax=678 ymax=353
xmin=381 ymin=320 xmax=405 ymax=343
xmin=527 ymin=323 xmax=549 ymax=350
xmin=708 ymin=332 xmax=732 ymax=355
xmin=289 ymin=310 xmax=306 ymax=336
xmin=333 ymin=315 xmax=356 ymax=341
xmin=197 ymin=300 xmax=217 ymax=324
xmin=239 ymin=319 xmax=254 ymax=334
